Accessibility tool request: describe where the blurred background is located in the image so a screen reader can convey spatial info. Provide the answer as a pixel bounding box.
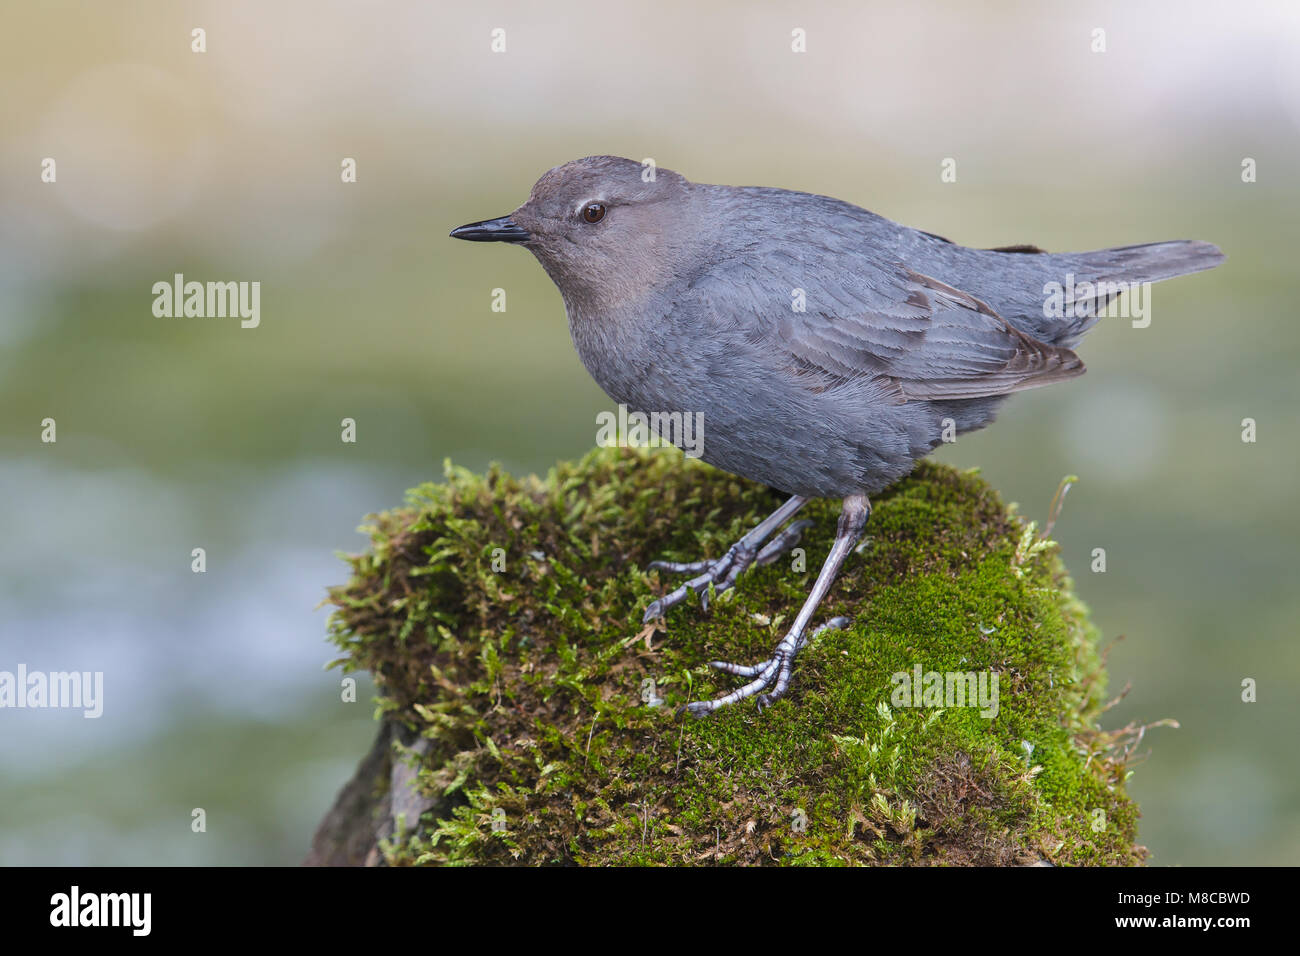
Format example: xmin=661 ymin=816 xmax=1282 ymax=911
xmin=0 ymin=0 xmax=1296 ymax=865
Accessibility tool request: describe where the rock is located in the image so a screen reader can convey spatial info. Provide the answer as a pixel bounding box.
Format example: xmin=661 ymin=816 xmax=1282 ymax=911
xmin=311 ymin=446 xmax=1147 ymax=866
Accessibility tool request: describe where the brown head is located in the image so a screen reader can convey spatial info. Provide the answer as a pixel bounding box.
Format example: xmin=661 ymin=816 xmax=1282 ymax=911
xmin=450 ymin=156 xmax=695 ymax=311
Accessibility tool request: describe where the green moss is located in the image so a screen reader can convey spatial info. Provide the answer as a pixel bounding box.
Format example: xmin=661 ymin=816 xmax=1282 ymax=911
xmin=326 ymin=446 xmax=1150 ymax=866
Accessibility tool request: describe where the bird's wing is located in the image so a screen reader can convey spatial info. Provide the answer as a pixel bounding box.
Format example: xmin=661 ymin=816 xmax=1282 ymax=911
xmin=686 ymin=253 xmax=1084 ymax=403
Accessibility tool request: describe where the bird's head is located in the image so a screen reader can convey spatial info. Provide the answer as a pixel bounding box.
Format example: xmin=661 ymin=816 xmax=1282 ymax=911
xmin=451 ymin=155 xmax=695 ymax=309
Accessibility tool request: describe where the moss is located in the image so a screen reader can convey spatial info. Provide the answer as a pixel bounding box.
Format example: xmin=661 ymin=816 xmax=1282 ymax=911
xmin=325 ymin=446 xmax=1150 ymax=866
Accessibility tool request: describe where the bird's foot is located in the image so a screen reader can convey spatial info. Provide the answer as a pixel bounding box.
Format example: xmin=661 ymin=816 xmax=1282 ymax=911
xmin=642 ymin=519 xmax=812 ymax=621
xmin=681 ymin=616 xmax=850 ymax=716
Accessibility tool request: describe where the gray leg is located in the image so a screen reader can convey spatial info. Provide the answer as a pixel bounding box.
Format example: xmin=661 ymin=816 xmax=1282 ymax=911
xmin=684 ymin=494 xmax=871 ymax=716
xmin=642 ymin=495 xmax=809 ymax=621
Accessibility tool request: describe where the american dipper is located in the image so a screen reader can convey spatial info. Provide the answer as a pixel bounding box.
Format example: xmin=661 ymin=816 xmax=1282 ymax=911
xmin=451 ymin=155 xmax=1223 ymax=715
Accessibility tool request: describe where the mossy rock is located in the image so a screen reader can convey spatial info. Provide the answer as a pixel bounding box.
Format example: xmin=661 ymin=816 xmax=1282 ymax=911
xmin=315 ymin=446 xmax=1147 ymax=866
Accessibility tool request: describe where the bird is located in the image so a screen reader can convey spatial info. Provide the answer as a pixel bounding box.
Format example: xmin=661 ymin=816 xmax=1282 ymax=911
xmin=450 ymin=155 xmax=1224 ymax=715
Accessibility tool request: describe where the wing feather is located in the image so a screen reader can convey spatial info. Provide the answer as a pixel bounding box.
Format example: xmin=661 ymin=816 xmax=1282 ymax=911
xmin=685 ymin=253 xmax=1084 ymax=402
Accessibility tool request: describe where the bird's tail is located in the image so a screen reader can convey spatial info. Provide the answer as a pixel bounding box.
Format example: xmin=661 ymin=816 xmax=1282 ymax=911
xmin=1073 ymin=239 xmax=1225 ymax=284
xmin=1040 ymin=239 xmax=1224 ymax=346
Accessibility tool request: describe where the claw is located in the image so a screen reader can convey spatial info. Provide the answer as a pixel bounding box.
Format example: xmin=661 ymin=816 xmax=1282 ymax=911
xmin=681 ymin=701 xmax=713 ymax=718
xmin=667 ymin=496 xmax=871 ymax=717
xmin=753 ymin=519 xmax=813 ymax=568
xmin=643 ymin=559 xmax=737 ymax=621
xmin=640 ymin=497 xmax=812 ymax=625
xmin=684 ymin=616 xmax=853 ymax=714
xmin=647 ymin=558 xmax=711 ymax=574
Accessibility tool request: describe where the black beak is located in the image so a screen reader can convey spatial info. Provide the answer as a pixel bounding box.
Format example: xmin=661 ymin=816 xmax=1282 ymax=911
xmin=449 ymin=215 xmax=530 ymax=243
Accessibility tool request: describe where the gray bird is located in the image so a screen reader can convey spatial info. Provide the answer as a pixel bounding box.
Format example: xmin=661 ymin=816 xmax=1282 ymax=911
xmin=451 ymin=155 xmax=1223 ymax=715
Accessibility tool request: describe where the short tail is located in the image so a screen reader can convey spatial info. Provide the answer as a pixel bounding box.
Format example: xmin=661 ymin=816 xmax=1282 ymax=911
xmin=1073 ymin=239 xmax=1225 ymax=285
xmin=1041 ymin=239 xmax=1225 ymax=346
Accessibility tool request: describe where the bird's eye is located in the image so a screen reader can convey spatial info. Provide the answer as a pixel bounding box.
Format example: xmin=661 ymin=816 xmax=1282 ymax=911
xmin=581 ymin=202 xmax=606 ymax=224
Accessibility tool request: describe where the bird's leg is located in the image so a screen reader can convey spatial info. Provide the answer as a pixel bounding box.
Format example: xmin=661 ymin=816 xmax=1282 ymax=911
xmin=684 ymin=494 xmax=871 ymax=716
xmin=642 ymin=495 xmax=809 ymax=621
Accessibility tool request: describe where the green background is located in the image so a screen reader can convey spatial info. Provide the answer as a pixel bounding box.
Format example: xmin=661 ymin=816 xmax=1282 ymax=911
xmin=1 ymin=0 xmax=1295 ymax=864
